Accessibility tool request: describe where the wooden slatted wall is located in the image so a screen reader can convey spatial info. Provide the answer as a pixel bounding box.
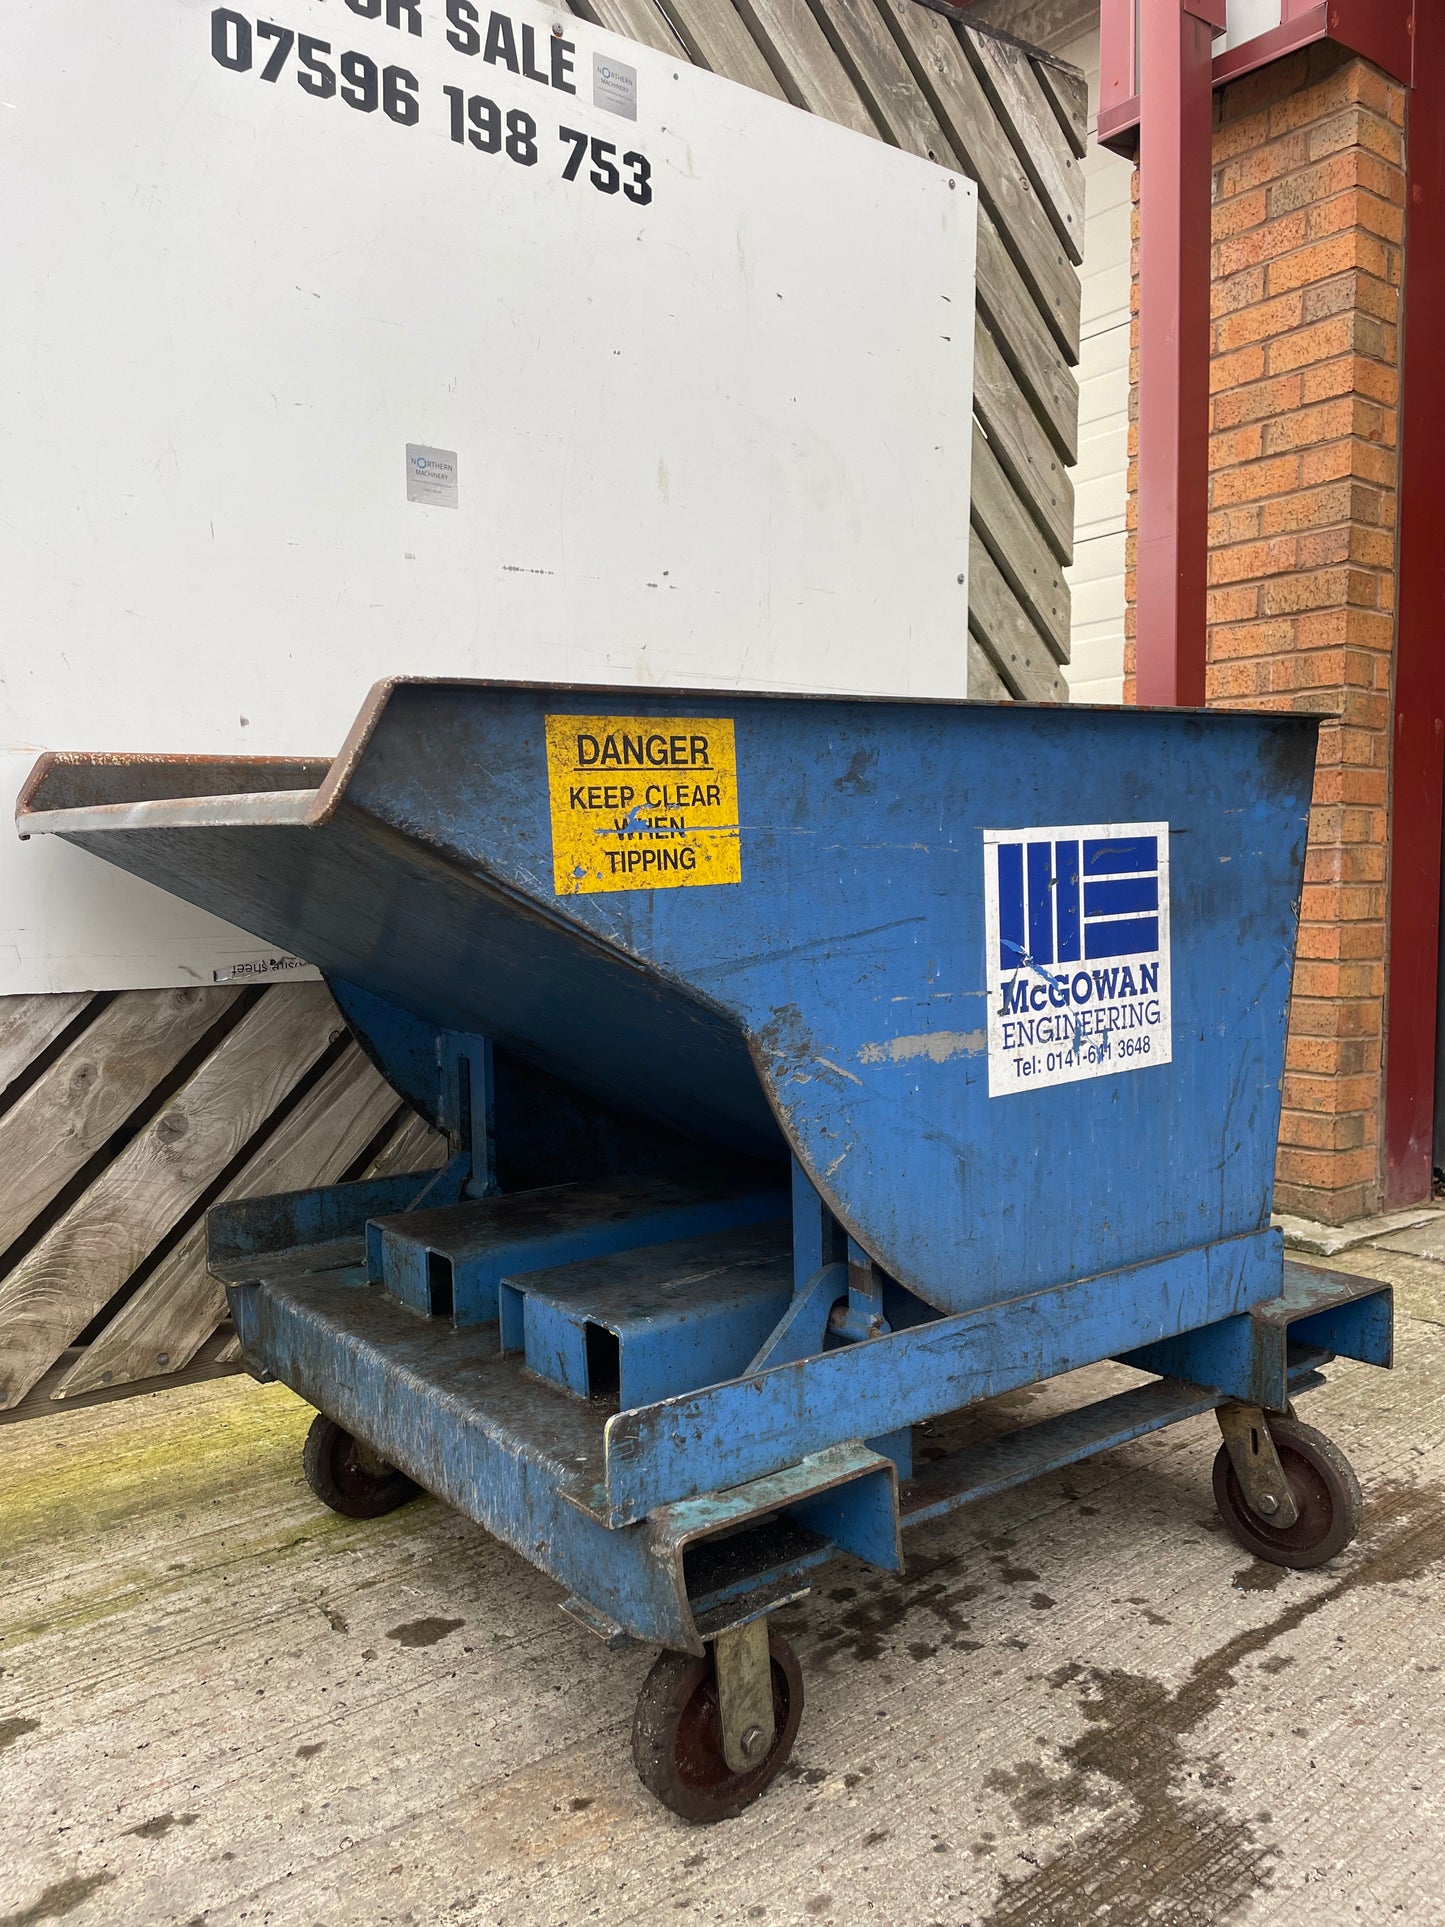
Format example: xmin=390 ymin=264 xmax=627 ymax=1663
xmin=0 ymin=0 xmax=1084 ymax=1422
xmin=0 ymin=987 xmax=446 ymax=1421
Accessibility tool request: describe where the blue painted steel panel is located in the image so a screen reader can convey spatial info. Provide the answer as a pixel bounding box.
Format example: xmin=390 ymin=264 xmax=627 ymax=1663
xmin=592 ymin=1228 xmax=1282 ymax=1524
xmin=34 ymin=682 xmax=1318 ymax=1322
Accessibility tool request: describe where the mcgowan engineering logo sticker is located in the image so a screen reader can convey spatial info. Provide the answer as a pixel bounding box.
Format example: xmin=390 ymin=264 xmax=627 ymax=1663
xmin=544 ymin=715 xmax=742 ymax=895
xmin=983 ymin=822 xmax=1172 ymax=1097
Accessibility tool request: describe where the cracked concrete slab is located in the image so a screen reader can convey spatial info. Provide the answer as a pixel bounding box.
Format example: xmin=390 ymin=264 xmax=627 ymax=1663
xmin=2 ymin=1294 xmax=1444 ymax=1927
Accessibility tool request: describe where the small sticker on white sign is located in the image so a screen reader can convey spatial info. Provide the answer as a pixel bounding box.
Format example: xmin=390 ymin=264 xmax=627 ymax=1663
xmin=406 ymin=444 xmax=458 ymax=508
xmin=210 ymin=953 xmax=317 ymax=984
xmin=982 ymin=821 xmax=1172 ymax=1097
xmin=593 ymin=53 xmax=637 ymax=121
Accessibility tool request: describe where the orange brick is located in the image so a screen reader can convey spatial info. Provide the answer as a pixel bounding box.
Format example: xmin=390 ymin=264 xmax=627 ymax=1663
xmin=1211 ymin=187 xmax=1268 ymax=241
xmin=1207 ymin=504 xmax=1263 ymax=547
xmin=1209 ymin=454 xmax=1302 ymax=508
xmin=1305 ymin=188 xmax=1405 ymax=247
xmin=1257 ymin=480 xmax=1357 ymax=534
xmin=1308 ymin=106 xmax=1403 ymax=171
xmin=1209 ymin=617 xmax=1298 ymax=660
xmin=1266 ymin=230 xmax=1386 ymax=297
xmin=1258 ymin=395 xmax=1361 ymax=452
xmin=1206 ymin=660 xmax=1271 ymax=700
xmin=1212 ymin=265 xmax=1268 ymax=319
xmin=1218 ymin=132 xmax=1311 ymax=199
xmin=1207 ymin=585 xmax=1263 ymax=624
xmin=1275 ymin=1145 xmax=1378 ymax=1190
xmin=1264 ymin=312 xmax=1358 ymax=374
xmin=1212 ymin=373 xmax=1304 ymax=430
xmin=1214 ymin=291 xmax=1304 ymax=352
xmin=1211 ymin=344 xmax=1268 ymax=395
xmin=1216 ymin=211 xmax=1308 ymax=278
xmin=1208 ymin=536 xmax=1298 ymax=585
xmin=1277 ymin=1110 xmax=1368 ymax=1153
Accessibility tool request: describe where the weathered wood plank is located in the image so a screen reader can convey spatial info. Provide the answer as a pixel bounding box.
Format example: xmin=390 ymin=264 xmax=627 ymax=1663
xmin=1032 ymin=50 xmax=1089 ymax=159
xmin=0 ymin=1328 xmax=240 ymax=1424
xmin=880 ymin=0 xmax=1080 ymax=358
xmin=0 ymin=989 xmax=240 ymax=1258
xmin=0 ymin=984 xmax=343 ymax=1413
xmin=961 ymin=27 xmax=1084 ymax=264
xmin=973 ymin=318 xmax=1074 ymax=565
xmin=808 ymin=0 xmax=948 ymax=157
xmin=977 ymin=216 xmax=1079 ymax=466
xmin=967 ymin=534 xmax=1068 ymax=703
xmin=567 ymin=0 xmax=685 ymax=57
xmin=805 ymin=0 xmax=1077 ymax=463
xmin=54 ymin=1043 xmax=404 ymax=1399
xmin=656 ymin=0 xmax=789 ymax=97
xmin=0 ymin=993 xmax=94 ymax=1098
xmin=207 ymin=1105 xmax=449 ymax=1366
xmin=971 ymin=422 xmax=1069 ymax=663
xmin=966 ymin=634 xmax=1010 ymax=701
xmin=365 ymin=1110 xmax=450 ymax=1177
xmin=732 ymin=0 xmax=876 ymax=130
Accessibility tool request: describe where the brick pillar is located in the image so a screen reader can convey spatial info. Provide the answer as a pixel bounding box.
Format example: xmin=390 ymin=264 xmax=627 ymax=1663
xmin=1124 ymin=45 xmax=1406 ymax=1225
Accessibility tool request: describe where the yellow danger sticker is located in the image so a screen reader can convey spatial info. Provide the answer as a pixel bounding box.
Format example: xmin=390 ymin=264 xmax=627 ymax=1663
xmin=544 ymin=715 xmax=742 ymax=895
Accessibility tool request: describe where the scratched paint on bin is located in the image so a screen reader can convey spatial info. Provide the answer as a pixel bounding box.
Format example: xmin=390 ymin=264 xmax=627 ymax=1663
xmin=545 ymin=715 xmax=742 ymax=895
xmin=983 ymin=820 xmax=1173 ymax=1097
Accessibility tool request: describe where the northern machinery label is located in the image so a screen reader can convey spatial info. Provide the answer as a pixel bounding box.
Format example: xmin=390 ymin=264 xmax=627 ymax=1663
xmin=544 ymin=715 xmax=742 ymax=895
xmin=983 ymin=821 xmax=1172 ymax=1097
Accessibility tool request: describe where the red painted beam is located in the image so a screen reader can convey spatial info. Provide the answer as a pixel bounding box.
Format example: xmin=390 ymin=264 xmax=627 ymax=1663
xmin=1099 ymin=0 xmax=1415 ymax=155
xmin=1133 ymin=0 xmax=1222 ymax=708
xmin=1386 ymin=1 xmax=1445 ymax=1202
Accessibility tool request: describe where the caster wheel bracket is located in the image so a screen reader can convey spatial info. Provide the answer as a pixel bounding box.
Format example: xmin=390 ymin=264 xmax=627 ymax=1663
xmin=713 ymin=1617 xmax=776 ymax=1773
xmin=1216 ymin=1401 xmax=1300 ymax=1528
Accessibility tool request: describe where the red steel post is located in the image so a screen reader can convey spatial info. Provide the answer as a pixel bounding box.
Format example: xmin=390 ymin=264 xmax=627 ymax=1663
xmin=1134 ymin=0 xmax=1224 ymax=708
xmin=1386 ymin=3 xmax=1445 ymax=1202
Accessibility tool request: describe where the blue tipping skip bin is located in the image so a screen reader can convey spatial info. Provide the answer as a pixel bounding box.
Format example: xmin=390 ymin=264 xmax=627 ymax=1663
xmin=16 ymin=681 xmax=1394 ymax=1817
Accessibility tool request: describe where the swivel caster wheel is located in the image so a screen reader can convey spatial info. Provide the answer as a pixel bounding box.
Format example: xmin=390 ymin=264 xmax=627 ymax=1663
xmin=302 ymin=1413 xmax=419 ymax=1520
xmin=1212 ymin=1412 xmax=1362 ymax=1569
xmin=632 ymin=1626 xmax=804 ymax=1822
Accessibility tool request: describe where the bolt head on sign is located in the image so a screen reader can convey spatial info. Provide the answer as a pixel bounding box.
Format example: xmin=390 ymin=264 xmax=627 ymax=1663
xmin=544 ymin=715 xmax=741 ymax=895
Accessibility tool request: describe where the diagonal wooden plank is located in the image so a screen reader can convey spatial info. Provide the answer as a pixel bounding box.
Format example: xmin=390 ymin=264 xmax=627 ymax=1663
xmin=961 ymin=27 xmax=1084 ymax=264
xmin=0 ymin=993 xmax=94 ymax=1099
xmin=971 ymin=423 xmax=1069 ymax=664
xmin=808 ymin=0 xmax=948 ymax=157
xmin=977 ymin=217 xmax=1078 ymax=465
xmin=207 ymin=1106 xmax=447 ymax=1368
xmin=967 ymin=535 xmax=1068 ymax=703
xmin=966 ymin=634 xmax=1010 ymax=701
xmin=974 ymin=319 xmax=1074 ymax=566
xmin=364 ymin=1109 xmax=450 ymax=1177
xmin=54 ymin=1044 xmax=404 ymax=1398
xmin=0 ymin=984 xmax=344 ymax=1413
xmin=1032 ymin=51 xmax=1089 ymax=159
xmin=566 ymin=0 xmax=686 ymax=56
xmin=731 ymin=0 xmax=876 ymax=130
xmin=880 ymin=0 xmax=1079 ymax=358
xmin=805 ymin=0 xmax=1077 ymax=462
xmin=0 ymin=989 xmax=240 ymax=1257
xmin=655 ymin=0 xmax=788 ymax=97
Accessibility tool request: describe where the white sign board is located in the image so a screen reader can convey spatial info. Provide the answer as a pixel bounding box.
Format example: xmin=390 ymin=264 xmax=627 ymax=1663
xmin=983 ymin=821 xmax=1173 ymax=1097
xmin=0 ymin=0 xmax=977 ymax=992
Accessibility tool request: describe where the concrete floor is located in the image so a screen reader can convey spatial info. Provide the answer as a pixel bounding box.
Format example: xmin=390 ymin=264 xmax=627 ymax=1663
xmin=4 ymin=1249 xmax=1445 ymax=1927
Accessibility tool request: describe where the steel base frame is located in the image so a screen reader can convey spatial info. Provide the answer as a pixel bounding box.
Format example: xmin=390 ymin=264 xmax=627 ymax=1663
xmin=218 ymin=1173 xmax=1392 ymax=1656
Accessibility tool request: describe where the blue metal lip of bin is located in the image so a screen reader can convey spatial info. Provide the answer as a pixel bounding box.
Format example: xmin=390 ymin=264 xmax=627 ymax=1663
xmin=17 ymin=676 xmax=1389 ymax=1654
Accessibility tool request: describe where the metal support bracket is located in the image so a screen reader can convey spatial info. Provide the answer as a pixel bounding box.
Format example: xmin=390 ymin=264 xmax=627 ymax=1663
xmin=1215 ymin=1401 xmax=1299 ymax=1529
xmin=713 ymin=1615 xmax=775 ymax=1773
xmin=829 ymin=1239 xmax=890 ymax=1343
